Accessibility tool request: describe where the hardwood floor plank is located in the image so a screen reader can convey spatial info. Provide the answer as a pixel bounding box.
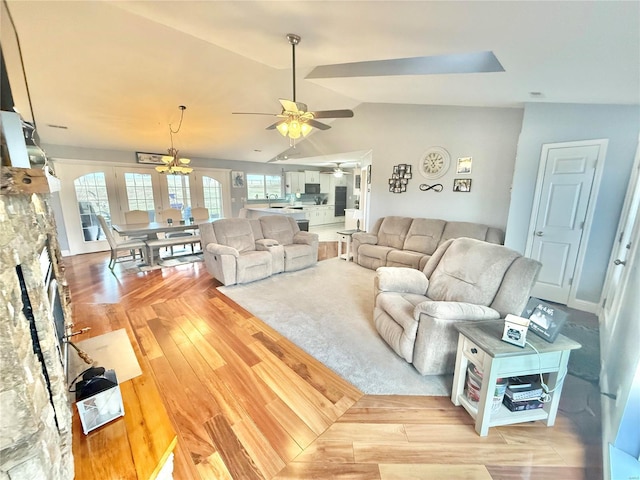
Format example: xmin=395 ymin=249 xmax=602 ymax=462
xmin=252 ymin=331 xmax=358 ymax=405
xmin=352 ymin=395 xmax=454 ymax=409
xmin=379 ymin=463 xmax=493 ymax=480
xmin=353 ymin=442 xmax=567 ymax=465
xmin=318 ymin=423 xmax=408 ymax=443
xmin=265 ymin=397 xmax=319 ymax=449
xmin=486 ymin=465 xmax=601 ymax=480
xmin=404 ymin=424 xmax=506 ymax=444
xmin=204 ymin=414 xmax=264 ymax=480
xmin=148 ymin=356 xmax=217 ymax=465
xmin=232 ymin=418 xmax=289 ymax=478
xmin=339 ymin=407 xmax=474 ymax=425
xmin=195 ymin=452 xmax=234 ymax=480
xmin=290 ymin=439 xmax=356 ymax=464
xmin=274 ymin=462 xmax=381 ymax=480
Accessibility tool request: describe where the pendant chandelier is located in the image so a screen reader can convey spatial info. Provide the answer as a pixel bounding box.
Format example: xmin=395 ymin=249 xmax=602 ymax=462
xmin=155 ymin=105 xmax=192 ymax=175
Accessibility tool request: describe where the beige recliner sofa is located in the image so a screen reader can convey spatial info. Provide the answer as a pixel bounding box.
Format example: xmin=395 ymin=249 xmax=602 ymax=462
xmin=374 ymin=237 xmax=541 ymax=375
xmin=352 ymin=216 xmax=505 ymax=270
xmin=200 ymin=216 xmax=318 ymax=286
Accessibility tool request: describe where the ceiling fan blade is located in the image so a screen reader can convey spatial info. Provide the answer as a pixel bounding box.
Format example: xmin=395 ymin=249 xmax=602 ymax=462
xmin=266 ymin=120 xmax=286 ymax=130
xmin=279 ymin=99 xmax=308 ymax=114
xmin=306 ymin=51 xmax=505 ymax=79
xmin=307 ymin=119 xmax=331 ymax=130
xmin=310 ymin=109 xmax=354 ymax=119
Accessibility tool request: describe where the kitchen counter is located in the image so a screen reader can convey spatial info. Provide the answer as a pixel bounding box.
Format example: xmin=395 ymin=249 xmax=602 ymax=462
xmin=245 ymin=207 xmax=306 ymax=220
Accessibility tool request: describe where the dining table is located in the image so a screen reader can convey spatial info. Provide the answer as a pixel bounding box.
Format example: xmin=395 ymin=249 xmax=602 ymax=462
xmin=112 ymin=220 xmax=200 ymax=265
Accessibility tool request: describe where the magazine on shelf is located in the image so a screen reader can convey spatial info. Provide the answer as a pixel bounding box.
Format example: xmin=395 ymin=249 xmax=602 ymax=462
xmin=522 ymin=297 xmax=568 ymax=343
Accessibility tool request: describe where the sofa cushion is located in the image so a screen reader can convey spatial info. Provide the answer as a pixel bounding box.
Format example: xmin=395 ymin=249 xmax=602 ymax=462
xmin=259 ymin=216 xmax=297 ymax=245
xmin=426 ymin=238 xmax=520 ymax=306
xmin=403 ymin=218 xmax=446 ymax=254
xmin=236 ymin=251 xmax=272 ymax=284
xmin=358 ymin=244 xmax=395 ymax=270
xmin=212 ymin=218 xmax=256 ymax=253
xmin=439 ymin=221 xmax=493 ymax=246
xmin=376 ymin=216 xmax=414 ymax=249
xmin=386 ymin=249 xmax=426 ymax=269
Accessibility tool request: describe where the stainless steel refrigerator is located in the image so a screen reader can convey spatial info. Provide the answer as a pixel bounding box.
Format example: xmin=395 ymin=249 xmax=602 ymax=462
xmin=334 ymin=186 xmax=347 ymax=217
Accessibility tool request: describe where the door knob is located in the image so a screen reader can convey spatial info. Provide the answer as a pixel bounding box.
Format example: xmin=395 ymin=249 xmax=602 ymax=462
xmin=535 ymin=231 xmax=544 ymax=236
xmin=614 ymin=259 xmax=626 ymax=266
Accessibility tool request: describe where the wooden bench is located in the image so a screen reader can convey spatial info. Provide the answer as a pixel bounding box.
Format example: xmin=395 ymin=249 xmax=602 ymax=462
xmin=145 ymin=235 xmax=201 ymax=266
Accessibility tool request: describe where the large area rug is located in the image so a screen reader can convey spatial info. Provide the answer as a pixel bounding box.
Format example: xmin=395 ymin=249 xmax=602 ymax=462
xmin=219 ymin=258 xmax=452 ymax=396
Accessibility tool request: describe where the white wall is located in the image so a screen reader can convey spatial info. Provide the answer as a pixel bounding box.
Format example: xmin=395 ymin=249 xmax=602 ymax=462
xmin=505 ymin=103 xmax=640 ymax=303
xmin=285 ymin=103 xmax=524 ymax=230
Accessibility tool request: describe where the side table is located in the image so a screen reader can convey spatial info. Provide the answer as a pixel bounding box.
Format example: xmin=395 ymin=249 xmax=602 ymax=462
xmin=336 ymin=229 xmax=360 ymax=261
xmin=451 ymin=320 xmax=581 ymax=436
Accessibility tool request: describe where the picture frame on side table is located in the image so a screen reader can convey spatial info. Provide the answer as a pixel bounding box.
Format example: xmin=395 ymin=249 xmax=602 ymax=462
xmin=136 ymin=152 xmax=166 ymax=165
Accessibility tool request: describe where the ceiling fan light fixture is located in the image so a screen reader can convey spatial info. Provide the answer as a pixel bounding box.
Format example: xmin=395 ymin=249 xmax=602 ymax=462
xmin=276 ymin=122 xmax=289 ymax=136
xmin=300 ymin=122 xmax=312 ymax=137
xmin=333 ymin=170 xmax=344 ymax=178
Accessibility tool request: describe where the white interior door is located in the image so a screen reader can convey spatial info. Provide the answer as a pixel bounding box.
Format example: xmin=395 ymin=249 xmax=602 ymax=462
xmin=600 ymin=139 xmax=640 ymax=350
xmin=526 ymin=140 xmax=606 ymax=304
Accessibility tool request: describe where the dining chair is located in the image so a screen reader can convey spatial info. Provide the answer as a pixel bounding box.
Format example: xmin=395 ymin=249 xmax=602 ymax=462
xmin=158 ymin=208 xmax=192 ymax=255
xmin=96 ymin=215 xmax=146 ymax=270
xmin=188 ymin=207 xmax=209 ymax=251
xmin=190 ymin=207 xmax=210 ymax=221
xmin=124 ymin=210 xmax=150 ymax=224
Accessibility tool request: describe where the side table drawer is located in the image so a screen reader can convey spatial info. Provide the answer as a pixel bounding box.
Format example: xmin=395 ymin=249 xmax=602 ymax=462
xmin=498 ymin=350 xmax=564 ymax=377
xmin=462 ymin=336 xmax=485 ymax=368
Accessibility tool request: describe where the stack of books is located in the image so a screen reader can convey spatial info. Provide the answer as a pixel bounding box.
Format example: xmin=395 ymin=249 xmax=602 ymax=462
xmin=503 ymin=379 xmax=544 ymax=411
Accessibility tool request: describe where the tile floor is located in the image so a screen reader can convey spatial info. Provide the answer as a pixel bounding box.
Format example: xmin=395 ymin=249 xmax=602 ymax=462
xmin=309 ymin=222 xmax=346 ymax=241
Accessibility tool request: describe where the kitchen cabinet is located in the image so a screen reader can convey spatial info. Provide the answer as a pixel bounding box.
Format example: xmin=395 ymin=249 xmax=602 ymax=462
xmin=285 ymin=172 xmax=305 ymax=195
xmin=320 ymin=174 xmax=331 ymax=193
xmin=302 ymin=205 xmax=335 ymax=226
xmin=305 ymin=170 xmax=319 ymax=184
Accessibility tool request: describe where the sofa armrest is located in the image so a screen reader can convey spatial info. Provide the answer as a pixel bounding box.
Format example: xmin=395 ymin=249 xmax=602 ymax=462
xmin=205 ymin=243 xmax=239 ymax=258
xmin=293 ymin=231 xmax=319 ymax=246
xmin=256 ymin=238 xmax=279 ymax=249
xmin=414 ymin=301 xmax=500 ymax=322
xmin=375 ymin=267 xmax=429 ymax=295
xmin=352 ymin=232 xmax=377 ymax=245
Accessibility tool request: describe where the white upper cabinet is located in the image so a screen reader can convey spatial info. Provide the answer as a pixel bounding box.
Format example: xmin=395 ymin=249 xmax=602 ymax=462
xmin=305 ymin=170 xmax=319 ymax=184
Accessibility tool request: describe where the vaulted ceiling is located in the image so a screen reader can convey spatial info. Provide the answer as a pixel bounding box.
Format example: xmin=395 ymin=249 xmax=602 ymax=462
xmin=3 ymin=1 xmax=639 ymax=164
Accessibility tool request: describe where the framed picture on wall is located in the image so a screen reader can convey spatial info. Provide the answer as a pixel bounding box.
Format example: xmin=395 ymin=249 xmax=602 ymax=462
xmin=453 ymin=178 xmax=472 ymax=192
xmin=232 ymin=171 xmax=245 ymax=188
xmin=136 ymin=152 xmax=165 ymax=165
xmin=456 ymin=157 xmax=472 ymax=174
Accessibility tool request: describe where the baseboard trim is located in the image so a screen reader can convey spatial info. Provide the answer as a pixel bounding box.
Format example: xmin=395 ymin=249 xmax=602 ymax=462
xmin=568 ymin=298 xmax=599 ymax=315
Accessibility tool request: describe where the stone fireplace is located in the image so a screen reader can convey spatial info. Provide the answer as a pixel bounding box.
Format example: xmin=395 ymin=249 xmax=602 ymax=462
xmin=0 ymin=192 xmax=74 ymax=479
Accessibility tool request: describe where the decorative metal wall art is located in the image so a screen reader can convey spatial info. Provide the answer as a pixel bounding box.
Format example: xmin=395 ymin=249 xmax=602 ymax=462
xmin=389 ymin=164 xmax=412 ymax=193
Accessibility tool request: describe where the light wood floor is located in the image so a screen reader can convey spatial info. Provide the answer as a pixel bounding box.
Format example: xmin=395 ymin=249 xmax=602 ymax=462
xmin=65 ymin=245 xmax=603 ymax=480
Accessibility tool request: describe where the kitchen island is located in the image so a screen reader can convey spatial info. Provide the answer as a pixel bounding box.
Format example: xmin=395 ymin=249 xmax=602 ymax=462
xmin=245 ymin=207 xmax=307 ymax=220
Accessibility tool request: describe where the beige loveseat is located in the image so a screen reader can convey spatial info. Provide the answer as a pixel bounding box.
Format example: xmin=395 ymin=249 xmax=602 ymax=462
xmin=200 ymin=216 xmax=318 ymax=286
xmin=352 ymin=216 xmax=504 ymax=270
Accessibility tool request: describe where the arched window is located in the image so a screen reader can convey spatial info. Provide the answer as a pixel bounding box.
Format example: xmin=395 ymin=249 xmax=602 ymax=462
xmin=73 ymin=172 xmax=111 ymax=241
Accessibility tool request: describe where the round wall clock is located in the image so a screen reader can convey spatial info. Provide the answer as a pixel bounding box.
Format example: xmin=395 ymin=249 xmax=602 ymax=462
xmin=419 ymin=147 xmax=450 ymax=179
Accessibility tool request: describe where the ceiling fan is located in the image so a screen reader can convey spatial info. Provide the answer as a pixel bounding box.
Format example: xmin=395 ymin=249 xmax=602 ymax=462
xmin=233 ymin=34 xmax=354 ymax=145
xmin=320 ymin=163 xmax=353 ymax=177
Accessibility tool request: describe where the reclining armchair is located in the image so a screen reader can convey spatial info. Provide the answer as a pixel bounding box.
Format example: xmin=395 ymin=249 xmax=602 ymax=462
xmin=259 ymin=216 xmax=319 ymax=272
xmin=200 ymin=219 xmax=275 ymax=286
xmin=374 ymin=237 xmax=541 ymax=375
